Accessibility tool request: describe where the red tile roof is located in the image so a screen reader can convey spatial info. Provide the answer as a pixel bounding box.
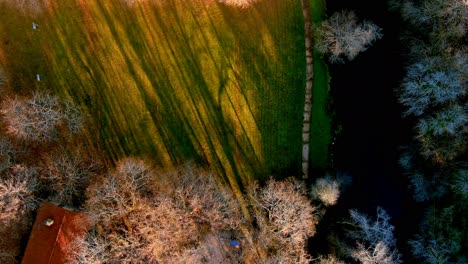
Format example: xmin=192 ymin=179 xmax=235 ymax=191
xmin=21 ymin=202 xmax=89 ymax=264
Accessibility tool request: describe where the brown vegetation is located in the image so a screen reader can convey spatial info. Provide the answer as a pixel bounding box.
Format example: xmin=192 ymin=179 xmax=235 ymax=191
xmin=217 ymin=0 xmax=260 ymax=8
xmin=69 ymin=164 xmax=321 ymax=263
xmin=0 ymin=165 xmax=39 ymax=264
xmin=0 ymin=91 xmax=99 ymax=262
xmin=249 ymin=178 xmax=319 ymax=263
xmin=71 ymin=161 xmax=245 ymax=263
xmin=0 ymin=0 xmax=50 ymax=16
xmin=1 ymin=92 xmax=82 ymax=142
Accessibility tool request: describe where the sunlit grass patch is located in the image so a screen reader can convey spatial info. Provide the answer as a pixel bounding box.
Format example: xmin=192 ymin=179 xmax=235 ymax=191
xmin=0 ymin=0 xmax=305 ymax=190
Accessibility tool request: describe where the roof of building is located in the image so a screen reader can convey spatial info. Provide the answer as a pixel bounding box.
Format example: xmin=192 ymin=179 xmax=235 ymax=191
xmin=21 ymin=201 xmax=89 ymax=264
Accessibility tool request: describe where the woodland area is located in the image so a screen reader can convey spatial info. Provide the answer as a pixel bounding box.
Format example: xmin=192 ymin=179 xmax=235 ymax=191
xmin=0 ymin=0 xmax=466 ymax=263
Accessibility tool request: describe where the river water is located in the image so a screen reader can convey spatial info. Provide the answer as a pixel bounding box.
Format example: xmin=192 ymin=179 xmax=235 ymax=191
xmin=309 ymin=0 xmax=421 ymax=259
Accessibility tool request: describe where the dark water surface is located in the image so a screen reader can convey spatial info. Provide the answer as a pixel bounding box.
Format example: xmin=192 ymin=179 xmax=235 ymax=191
xmin=309 ymin=0 xmax=421 ymax=260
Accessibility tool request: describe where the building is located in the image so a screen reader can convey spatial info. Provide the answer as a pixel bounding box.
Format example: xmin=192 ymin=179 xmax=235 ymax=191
xmin=21 ymin=202 xmax=89 ymax=264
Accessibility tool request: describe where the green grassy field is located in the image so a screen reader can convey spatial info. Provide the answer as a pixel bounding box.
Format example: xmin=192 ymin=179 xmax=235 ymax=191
xmin=0 ymin=0 xmax=308 ymax=190
xmin=309 ymin=0 xmax=331 ymax=170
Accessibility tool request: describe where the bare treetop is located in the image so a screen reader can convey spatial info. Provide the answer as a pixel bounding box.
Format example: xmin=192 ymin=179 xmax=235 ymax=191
xmin=1 ymin=92 xmax=83 ymax=142
xmin=316 ymin=10 xmax=383 ymax=63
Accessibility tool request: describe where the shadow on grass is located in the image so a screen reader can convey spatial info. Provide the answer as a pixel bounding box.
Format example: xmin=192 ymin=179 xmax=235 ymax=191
xmin=0 ymin=0 xmax=306 ymax=190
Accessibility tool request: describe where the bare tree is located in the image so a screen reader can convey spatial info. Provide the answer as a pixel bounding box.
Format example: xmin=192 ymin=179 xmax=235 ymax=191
xmin=344 ymin=208 xmax=401 ymax=264
xmin=452 ymin=169 xmax=468 ymax=200
xmin=0 ymin=66 xmax=5 ymax=92
xmin=75 ymin=160 xmax=244 ymax=263
xmin=0 ymin=216 xmax=33 ymax=264
xmin=250 ymin=178 xmax=318 ymax=263
xmin=84 ymin=158 xmax=153 ymax=228
xmin=68 ymin=230 xmax=111 ymax=264
xmin=414 ymin=104 xmax=467 ymax=163
xmin=0 ymin=138 xmax=15 ymax=174
xmin=39 ymin=150 xmax=100 ymax=206
xmin=1 ymin=92 xmax=83 ymax=142
xmin=400 ymin=59 xmax=465 ymax=117
xmin=0 ymin=165 xmax=39 ymax=263
xmin=169 ymin=164 xmax=243 ymax=231
xmin=407 ymin=171 xmax=432 ymax=202
xmin=417 ymin=104 xmax=466 ymax=136
xmin=316 ymin=10 xmax=383 ymax=63
xmin=0 ymin=165 xmax=39 ymax=223
xmin=409 ymin=206 xmax=463 ymax=264
xmin=63 ymin=101 xmax=84 ymax=135
xmin=396 ymin=0 xmax=467 ymax=51
xmin=75 ymin=163 xmax=323 ymax=263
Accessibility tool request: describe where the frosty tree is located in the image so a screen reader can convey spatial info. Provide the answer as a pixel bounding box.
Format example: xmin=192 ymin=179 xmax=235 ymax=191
xmin=344 ymin=208 xmax=401 ymax=264
xmin=316 ymin=10 xmax=383 ymax=63
xmin=250 ymin=178 xmax=319 ymax=263
xmin=400 ymin=58 xmax=465 ymax=117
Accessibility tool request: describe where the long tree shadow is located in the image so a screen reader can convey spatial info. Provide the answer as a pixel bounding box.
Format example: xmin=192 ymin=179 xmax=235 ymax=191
xmin=1 ymin=0 xmax=306 ymax=191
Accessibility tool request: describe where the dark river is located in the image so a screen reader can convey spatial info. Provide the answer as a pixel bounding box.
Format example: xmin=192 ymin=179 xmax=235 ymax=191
xmin=309 ymin=0 xmax=422 ymax=260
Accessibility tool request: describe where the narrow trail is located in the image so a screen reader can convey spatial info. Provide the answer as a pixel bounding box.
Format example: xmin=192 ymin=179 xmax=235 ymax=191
xmin=300 ymin=0 xmax=314 ymax=178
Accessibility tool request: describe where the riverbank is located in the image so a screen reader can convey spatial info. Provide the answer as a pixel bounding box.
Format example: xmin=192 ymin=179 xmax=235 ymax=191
xmin=311 ymin=0 xmax=418 ymax=260
xmin=301 ymin=0 xmax=332 ymax=177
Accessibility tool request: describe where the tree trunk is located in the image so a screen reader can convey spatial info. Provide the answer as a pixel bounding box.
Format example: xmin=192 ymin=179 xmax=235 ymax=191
xmin=301 ymin=0 xmax=314 ymax=178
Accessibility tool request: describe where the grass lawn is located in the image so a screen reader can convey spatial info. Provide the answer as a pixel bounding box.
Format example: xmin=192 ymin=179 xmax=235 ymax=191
xmin=0 ymin=0 xmax=306 ymax=191
xmin=309 ymin=0 xmax=332 ymax=170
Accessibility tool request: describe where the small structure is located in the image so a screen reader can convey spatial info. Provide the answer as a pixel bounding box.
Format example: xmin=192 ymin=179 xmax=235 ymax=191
xmin=21 ymin=202 xmax=89 ymax=264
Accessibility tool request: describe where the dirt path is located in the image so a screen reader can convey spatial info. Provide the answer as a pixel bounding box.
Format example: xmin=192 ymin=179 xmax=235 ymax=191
xmin=301 ymin=0 xmax=314 ymax=178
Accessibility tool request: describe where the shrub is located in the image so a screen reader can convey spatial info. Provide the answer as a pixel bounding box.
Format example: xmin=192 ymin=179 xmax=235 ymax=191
xmin=311 ymin=176 xmax=341 ymax=206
